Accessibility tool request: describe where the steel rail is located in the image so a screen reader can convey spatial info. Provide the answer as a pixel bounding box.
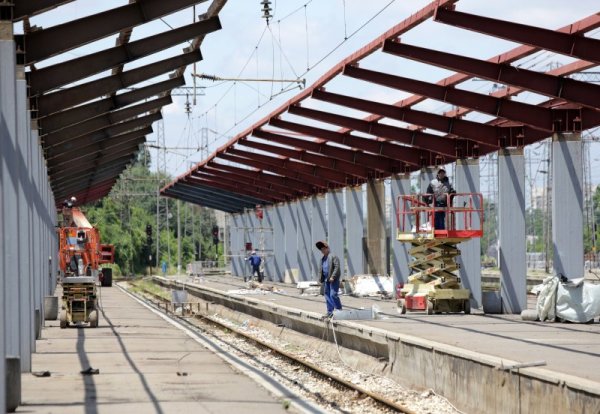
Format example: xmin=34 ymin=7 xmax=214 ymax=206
xmin=127 ymin=281 xmax=417 ymax=414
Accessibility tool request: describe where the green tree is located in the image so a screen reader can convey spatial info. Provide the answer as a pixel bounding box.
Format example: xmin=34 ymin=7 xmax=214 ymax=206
xmin=80 ymin=150 xmax=220 ymax=275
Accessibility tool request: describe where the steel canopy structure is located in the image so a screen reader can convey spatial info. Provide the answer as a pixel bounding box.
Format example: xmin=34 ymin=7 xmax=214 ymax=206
xmin=161 ymin=1 xmax=600 ymax=213
xmin=8 ymin=0 xmax=226 ymax=206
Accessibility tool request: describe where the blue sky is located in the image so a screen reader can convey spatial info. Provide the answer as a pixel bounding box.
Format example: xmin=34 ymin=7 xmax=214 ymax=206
xmin=21 ymin=0 xmax=600 ymax=183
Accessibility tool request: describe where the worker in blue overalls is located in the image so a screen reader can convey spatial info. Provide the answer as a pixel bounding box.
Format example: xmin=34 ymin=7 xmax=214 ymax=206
xmin=247 ymin=251 xmax=263 ymax=283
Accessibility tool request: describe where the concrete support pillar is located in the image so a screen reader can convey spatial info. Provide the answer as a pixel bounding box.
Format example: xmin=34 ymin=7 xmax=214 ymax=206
xmin=346 ymin=185 xmax=365 ymax=276
xmin=284 ymin=201 xmax=299 ymax=281
xmin=272 ymin=204 xmax=285 ymax=282
xmin=230 ymin=213 xmax=242 ymax=277
xmin=391 ymin=174 xmax=411 ymax=284
xmin=1 ymin=16 xmax=21 ymax=371
xmin=311 ymin=195 xmax=326 ymax=279
xmin=297 ymin=198 xmax=312 ymax=281
xmin=16 ymin=65 xmax=32 ymax=371
xmin=366 ymin=179 xmax=386 ymax=275
xmin=263 ymin=206 xmax=274 ymax=281
xmin=552 ymin=132 xmax=584 ymax=279
xmin=32 ymin=130 xmax=42 ymax=337
xmin=455 ymin=159 xmax=482 ymax=309
xmin=419 ymin=166 xmax=436 ymax=193
xmin=327 ymin=189 xmax=345 ymax=278
xmin=498 ymin=148 xmax=527 ymax=313
xmin=0 ymin=18 xmax=11 ymax=412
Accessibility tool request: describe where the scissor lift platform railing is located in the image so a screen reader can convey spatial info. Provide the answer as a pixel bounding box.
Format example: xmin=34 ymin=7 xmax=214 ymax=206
xmin=396 ymin=193 xmax=483 ymax=314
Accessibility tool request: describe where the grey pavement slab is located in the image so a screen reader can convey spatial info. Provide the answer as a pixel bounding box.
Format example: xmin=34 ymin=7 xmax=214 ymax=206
xmin=18 ymin=285 xmax=290 ymax=414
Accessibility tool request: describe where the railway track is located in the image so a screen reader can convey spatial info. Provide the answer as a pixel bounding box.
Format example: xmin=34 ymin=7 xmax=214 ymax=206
xmin=124 ymin=280 xmax=418 ymax=414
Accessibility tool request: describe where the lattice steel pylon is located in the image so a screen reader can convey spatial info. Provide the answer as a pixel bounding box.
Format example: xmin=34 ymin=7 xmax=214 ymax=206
xmin=155 ymin=118 xmax=170 ymax=269
xmin=396 ymin=193 xmax=484 ymax=314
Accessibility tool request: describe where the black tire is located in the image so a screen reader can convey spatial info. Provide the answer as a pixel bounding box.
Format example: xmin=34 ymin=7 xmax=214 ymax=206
xmin=59 ymin=310 xmax=68 ymax=329
xmin=101 ymin=268 xmax=113 ymax=287
xmin=464 ymin=300 xmax=471 ymax=314
xmin=399 ymin=299 xmax=407 ymax=314
xmin=427 ymin=300 xmax=434 ymax=315
xmin=89 ymin=310 xmax=98 ymax=328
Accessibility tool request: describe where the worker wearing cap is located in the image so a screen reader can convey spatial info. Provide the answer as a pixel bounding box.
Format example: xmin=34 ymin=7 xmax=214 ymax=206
xmin=425 ymin=168 xmax=455 ymax=230
xmin=247 ymin=251 xmax=263 ymax=282
xmin=316 ymin=241 xmax=342 ymax=318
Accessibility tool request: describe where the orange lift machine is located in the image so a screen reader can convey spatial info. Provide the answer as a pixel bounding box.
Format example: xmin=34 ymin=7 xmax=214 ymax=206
xmin=396 ymin=193 xmax=483 ymax=314
xmin=57 ymin=202 xmax=114 ymax=328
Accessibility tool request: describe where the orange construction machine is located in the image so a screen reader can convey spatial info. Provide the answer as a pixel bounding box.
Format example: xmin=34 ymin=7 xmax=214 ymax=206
xmin=57 ymin=200 xmax=114 ymax=328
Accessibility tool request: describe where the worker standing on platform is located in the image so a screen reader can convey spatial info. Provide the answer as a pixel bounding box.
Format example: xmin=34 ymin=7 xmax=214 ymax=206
xmin=425 ymin=168 xmax=455 ymax=230
xmin=247 ymin=251 xmax=263 ymax=283
xmin=316 ymin=241 xmax=342 ymax=318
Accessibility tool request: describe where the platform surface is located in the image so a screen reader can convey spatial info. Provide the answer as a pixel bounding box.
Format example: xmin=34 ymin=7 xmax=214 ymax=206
xmin=18 ymin=286 xmax=290 ymax=414
xmin=185 ymin=273 xmax=600 ymax=384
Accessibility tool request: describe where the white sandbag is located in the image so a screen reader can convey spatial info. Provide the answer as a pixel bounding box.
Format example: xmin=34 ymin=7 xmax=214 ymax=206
xmin=536 ymin=276 xmax=559 ymax=322
xmin=556 ymin=279 xmax=600 ymax=323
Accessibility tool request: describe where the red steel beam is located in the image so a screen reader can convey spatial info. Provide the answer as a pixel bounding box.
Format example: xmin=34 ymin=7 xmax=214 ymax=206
xmin=186 ymin=176 xmax=282 ymax=203
xmin=216 ymin=152 xmax=332 ymax=190
xmin=253 ymin=128 xmax=404 ymax=174
xmin=382 ymin=40 xmax=600 ymax=111
xmin=343 ymin=65 xmax=554 ymax=132
xmin=346 ymin=13 xmax=600 ymax=133
xmin=270 ymin=118 xmax=449 ymax=167
xmin=434 ymin=7 xmax=600 ymax=65
xmin=226 ymin=147 xmax=349 ymax=186
xmin=287 ymin=105 xmax=460 ymax=159
xmin=238 ymin=138 xmax=373 ymax=179
xmin=160 ymin=0 xmax=458 ymax=195
xmin=311 ymin=88 xmax=513 ymax=148
xmin=446 ymin=60 xmax=600 ymax=124
xmin=47 ymin=134 xmax=146 ymax=169
xmin=45 ymin=127 xmax=151 ymax=162
xmin=204 ymin=163 xmax=309 ymax=197
xmin=201 ymin=166 xmax=298 ymax=197
xmin=191 ymin=170 xmax=290 ymax=201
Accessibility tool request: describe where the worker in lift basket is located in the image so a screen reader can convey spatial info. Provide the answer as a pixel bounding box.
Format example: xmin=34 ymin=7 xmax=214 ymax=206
xmin=246 ymin=251 xmax=263 ymax=283
xmin=425 ymin=168 xmax=455 ymax=230
xmin=316 ymin=241 xmax=342 ymax=319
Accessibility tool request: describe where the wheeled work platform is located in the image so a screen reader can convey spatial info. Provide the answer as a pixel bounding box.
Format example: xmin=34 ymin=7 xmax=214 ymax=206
xmin=60 ymin=276 xmax=98 ymax=328
xmin=396 ymin=193 xmax=483 ymax=314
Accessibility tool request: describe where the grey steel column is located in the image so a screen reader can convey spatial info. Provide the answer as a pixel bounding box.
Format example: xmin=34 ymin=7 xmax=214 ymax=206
xmin=552 ymin=132 xmax=584 ymax=279
xmin=366 ymin=179 xmax=386 ymax=275
xmin=284 ymin=201 xmax=299 ymax=281
xmin=346 ymin=185 xmax=365 ymax=276
xmin=16 ymin=65 xmax=32 ymax=371
xmin=272 ymin=204 xmax=285 ymax=282
xmin=419 ymin=166 xmax=436 ymax=193
xmin=29 ymin=118 xmax=37 ymax=354
xmin=326 ymin=189 xmax=345 ymax=278
xmin=391 ymin=174 xmax=411 ymax=284
xmin=311 ymin=195 xmax=326 ymax=279
xmin=263 ymin=206 xmax=274 ymax=281
xmin=297 ymin=198 xmax=312 ymax=281
xmin=35 ymin=147 xmax=43 ymax=335
xmin=230 ymin=213 xmax=241 ymax=277
xmin=498 ymin=148 xmax=526 ymax=313
xmin=1 ymin=18 xmax=21 ymax=369
xmin=0 ymin=17 xmax=11 ymax=411
xmin=455 ymin=158 xmax=482 ymax=309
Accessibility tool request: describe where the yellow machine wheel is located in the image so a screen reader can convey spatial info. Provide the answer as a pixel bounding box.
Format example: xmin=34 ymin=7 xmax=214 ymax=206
xmin=427 ymin=300 xmax=434 ymax=315
xmin=89 ymin=310 xmax=98 ymax=328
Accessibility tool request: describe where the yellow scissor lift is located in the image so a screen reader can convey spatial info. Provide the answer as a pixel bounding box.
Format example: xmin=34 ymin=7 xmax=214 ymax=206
xmin=396 ymin=193 xmax=483 ymax=315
